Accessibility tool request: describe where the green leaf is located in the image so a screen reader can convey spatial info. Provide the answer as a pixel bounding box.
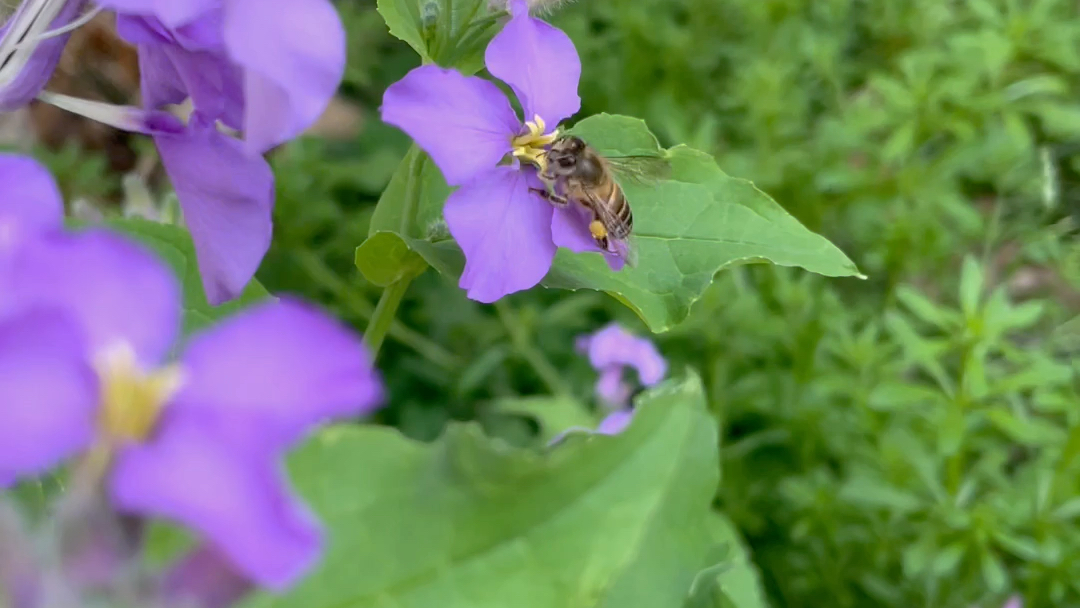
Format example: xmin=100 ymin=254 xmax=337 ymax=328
xmin=959 ymin=256 xmax=984 ymax=319
xmin=491 ymin=395 xmax=599 ymax=443
xmin=354 ymin=231 xmax=429 ymax=286
xmin=985 ymin=408 xmax=1066 ymax=446
xmin=245 ymin=374 xmax=720 ymax=608
xmin=685 ymin=513 xmax=770 ymax=608
xmin=376 ymin=0 xmax=501 ymax=73
xmin=543 ymin=114 xmax=862 ymax=331
xmin=838 ymin=471 xmax=922 ymax=513
xmin=377 ymin=0 xmax=432 ymax=61
xmin=103 ymin=218 xmax=271 ymax=335
xmin=362 ymin=146 xmax=463 ymax=280
xmin=895 ymin=285 xmax=958 ymax=329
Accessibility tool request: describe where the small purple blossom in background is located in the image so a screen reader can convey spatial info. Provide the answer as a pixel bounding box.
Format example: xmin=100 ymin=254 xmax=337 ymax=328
xmin=0 ymin=0 xmax=346 ymax=304
xmin=576 ymin=322 xmax=667 ymax=434
xmin=0 ymin=155 xmax=382 ymax=596
xmin=381 ymin=0 xmax=623 ymax=303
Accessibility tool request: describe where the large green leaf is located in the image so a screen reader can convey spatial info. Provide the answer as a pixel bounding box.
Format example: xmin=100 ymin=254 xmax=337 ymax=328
xmin=104 ymin=218 xmax=270 ymax=335
xmin=245 ymin=374 xmax=720 ymax=608
xmin=543 ymin=114 xmax=863 ymax=331
xmin=360 ymin=116 xmax=860 ymax=332
xmin=686 ymin=513 xmax=770 ymax=608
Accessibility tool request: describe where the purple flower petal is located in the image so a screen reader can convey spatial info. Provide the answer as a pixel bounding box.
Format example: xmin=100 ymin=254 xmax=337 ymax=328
xmin=0 ymin=0 xmax=88 ymax=111
xmin=445 ymin=167 xmax=557 ymax=302
xmin=596 ymin=410 xmax=633 ymax=435
xmin=120 ymin=14 xmax=245 ymax=130
xmin=11 ymin=230 xmax=180 ymax=365
xmin=152 ymin=113 xmax=273 ymax=305
xmin=0 ymin=310 xmax=97 ymax=480
xmin=110 ymin=418 xmax=321 ymax=590
xmin=116 ymin=10 xmax=224 ymax=50
xmin=171 ymin=47 xmax=245 ymax=128
xmin=583 ymin=323 xmax=667 ymax=385
xmin=0 ymin=154 xmax=63 ymax=239
xmin=132 ymin=40 xmax=188 ymax=110
xmin=161 ymin=544 xmax=253 ymax=608
xmin=550 ymin=204 xmax=625 ymax=271
xmin=484 ymin=2 xmax=580 ymax=126
xmin=94 ymin=0 xmax=217 ymax=28
xmin=381 ymin=66 xmax=519 ymax=186
xmin=171 ymin=298 xmax=383 ymax=450
xmin=223 ymin=0 xmax=345 ymax=153
xmin=595 ymin=366 xmax=632 ymax=406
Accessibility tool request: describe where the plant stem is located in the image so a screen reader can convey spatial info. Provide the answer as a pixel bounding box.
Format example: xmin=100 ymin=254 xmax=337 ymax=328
xmin=364 ymin=277 xmax=414 ymax=360
xmin=297 ymin=251 xmax=461 ymax=370
xmin=493 ymin=301 xmax=572 ymax=398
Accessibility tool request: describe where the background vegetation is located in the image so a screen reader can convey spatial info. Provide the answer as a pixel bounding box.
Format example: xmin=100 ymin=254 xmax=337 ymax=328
xmin=23 ymin=0 xmax=1080 ymax=606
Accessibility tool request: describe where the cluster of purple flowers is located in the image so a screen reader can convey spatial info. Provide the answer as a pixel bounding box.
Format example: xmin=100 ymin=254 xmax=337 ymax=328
xmin=0 ymin=153 xmax=383 ymax=607
xmin=576 ymin=322 xmax=667 ymax=434
xmin=0 ymin=0 xmax=345 ymax=305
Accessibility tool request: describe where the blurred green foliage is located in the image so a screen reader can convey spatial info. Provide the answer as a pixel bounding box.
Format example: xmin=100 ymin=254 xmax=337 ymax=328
xmin=49 ymin=0 xmax=1080 ymax=606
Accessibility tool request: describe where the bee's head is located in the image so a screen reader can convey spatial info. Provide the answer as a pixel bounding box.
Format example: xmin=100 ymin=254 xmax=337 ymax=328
xmin=546 ymin=136 xmax=586 ymax=175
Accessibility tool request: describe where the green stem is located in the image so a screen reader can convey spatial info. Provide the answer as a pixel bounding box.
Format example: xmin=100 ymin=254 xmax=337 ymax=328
xmin=296 ymin=251 xmax=461 ymax=370
xmin=400 ymin=149 xmax=424 ymax=235
xmin=365 ymin=278 xmax=413 ymax=359
xmin=494 ymin=301 xmax=572 ymax=397
xmin=358 ymin=146 xmax=426 ymax=360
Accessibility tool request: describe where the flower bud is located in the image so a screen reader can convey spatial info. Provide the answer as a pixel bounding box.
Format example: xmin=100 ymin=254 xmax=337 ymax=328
xmin=421 ymin=1 xmax=438 ymax=45
xmin=487 ymin=0 xmax=577 ymax=15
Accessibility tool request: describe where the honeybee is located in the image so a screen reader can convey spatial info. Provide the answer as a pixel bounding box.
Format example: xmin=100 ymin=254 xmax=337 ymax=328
xmin=535 ymin=135 xmax=669 ymax=267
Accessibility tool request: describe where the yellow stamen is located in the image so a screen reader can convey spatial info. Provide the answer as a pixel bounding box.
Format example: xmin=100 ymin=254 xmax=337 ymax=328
xmin=95 ymin=343 xmax=184 ymax=442
xmin=511 ymin=114 xmax=559 ymax=172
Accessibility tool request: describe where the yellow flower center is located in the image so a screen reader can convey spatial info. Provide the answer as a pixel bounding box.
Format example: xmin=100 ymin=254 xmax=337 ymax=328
xmin=95 ymin=343 xmax=184 ymax=442
xmin=511 ymin=115 xmax=559 ymax=172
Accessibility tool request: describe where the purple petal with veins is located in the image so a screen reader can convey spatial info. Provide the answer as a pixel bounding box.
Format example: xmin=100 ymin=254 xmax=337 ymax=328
xmin=484 ymin=0 xmax=580 ymax=126
xmin=444 ymin=167 xmax=557 ymax=302
xmin=381 ymin=66 xmax=519 ymax=186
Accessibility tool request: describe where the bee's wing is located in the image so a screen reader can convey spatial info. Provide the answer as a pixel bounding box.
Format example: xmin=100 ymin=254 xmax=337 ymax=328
xmin=605 ymin=154 xmax=673 ymax=186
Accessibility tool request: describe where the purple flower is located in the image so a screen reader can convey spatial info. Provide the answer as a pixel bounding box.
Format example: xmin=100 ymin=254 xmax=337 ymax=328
xmin=0 ymin=158 xmax=383 ymax=589
xmin=0 ymin=0 xmax=346 ymax=304
xmin=38 ymin=93 xmax=273 ymax=305
xmin=106 ymin=0 xmax=345 ymax=154
xmin=380 ymin=0 xmax=621 ymax=303
xmin=576 ymin=322 xmax=666 ymax=434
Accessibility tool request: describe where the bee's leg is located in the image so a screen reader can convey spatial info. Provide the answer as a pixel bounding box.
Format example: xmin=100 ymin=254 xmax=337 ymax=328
xmin=530 ymin=187 xmax=569 ymax=207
